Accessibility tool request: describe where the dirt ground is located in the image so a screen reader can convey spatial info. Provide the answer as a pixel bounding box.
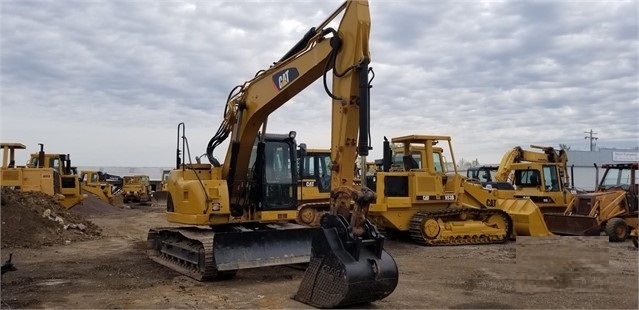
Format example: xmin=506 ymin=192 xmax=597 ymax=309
xmin=1 ymin=191 xmax=637 ymax=309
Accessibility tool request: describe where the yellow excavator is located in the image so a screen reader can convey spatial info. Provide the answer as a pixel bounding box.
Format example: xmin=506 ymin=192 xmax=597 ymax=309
xmin=367 ymin=135 xmax=553 ymax=245
xmin=467 ymin=145 xmax=576 ymax=214
xmin=146 ymin=1 xmax=397 ymax=308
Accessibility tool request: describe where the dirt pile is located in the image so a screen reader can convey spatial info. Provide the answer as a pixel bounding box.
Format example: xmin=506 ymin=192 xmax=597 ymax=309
xmin=1 ymin=188 xmax=102 ymax=248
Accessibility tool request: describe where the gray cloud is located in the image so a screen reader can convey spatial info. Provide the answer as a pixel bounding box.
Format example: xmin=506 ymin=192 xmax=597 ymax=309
xmin=1 ymin=0 xmax=637 ymax=167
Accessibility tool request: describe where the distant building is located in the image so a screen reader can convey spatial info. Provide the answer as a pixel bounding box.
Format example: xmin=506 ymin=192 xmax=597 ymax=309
xmin=566 ymin=148 xmax=638 ymax=191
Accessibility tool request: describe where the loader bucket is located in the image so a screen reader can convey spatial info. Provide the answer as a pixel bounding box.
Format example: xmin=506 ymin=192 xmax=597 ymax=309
xmin=212 ymin=223 xmax=316 ymax=271
xmin=294 ymin=214 xmax=398 ymax=308
xmin=496 ymin=198 xmax=554 ymax=236
xmin=543 ymin=213 xmax=600 ymax=236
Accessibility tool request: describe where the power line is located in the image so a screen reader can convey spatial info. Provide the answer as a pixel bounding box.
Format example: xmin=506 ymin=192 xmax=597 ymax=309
xmin=584 ymin=129 xmax=598 ymax=151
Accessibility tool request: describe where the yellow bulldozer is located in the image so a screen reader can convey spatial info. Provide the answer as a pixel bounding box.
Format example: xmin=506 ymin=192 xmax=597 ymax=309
xmin=544 ymin=163 xmax=638 ymax=242
xmin=367 ymin=135 xmax=553 ymax=245
xmin=26 ymin=144 xmax=86 ymax=208
xmin=79 ymin=170 xmax=117 ymax=204
xmin=151 ymin=169 xmax=171 ymax=207
xmin=1 ymin=143 xmax=64 ymax=201
xmin=1 ymin=143 xmax=86 ymax=209
xmin=120 ymin=175 xmax=152 ymax=204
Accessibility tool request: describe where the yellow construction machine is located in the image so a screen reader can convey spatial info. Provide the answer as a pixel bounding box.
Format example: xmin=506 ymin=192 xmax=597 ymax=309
xmin=295 ymin=148 xmax=332 ymax=226
xmin=146 ymin=1 xmax=397 ymax=307
xmin=151 ymin=169 xmax=171 ymax=206
xmin=467 ymin=145 xmax=576 ymax=214
xmin=1 ymin=143 xmax=63 ymax=201
xmin=120 ymin=175 xmax=152 ymax=204
xmin=367 ymin=135 xmax=553 ymax=245
xmin=79 ymin=170 xmax=116 ymax=204
xmin=25 ymin=144 xmax=86 ymax=208
xmin=544 ymin=163 xmax=638 ymax=242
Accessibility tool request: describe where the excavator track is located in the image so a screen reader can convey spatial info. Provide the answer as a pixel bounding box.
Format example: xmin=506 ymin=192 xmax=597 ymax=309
xmin=409 ymin=208 xmax=512 ymax=246
xmin=147 ymin=227 xmax=237 ymax=281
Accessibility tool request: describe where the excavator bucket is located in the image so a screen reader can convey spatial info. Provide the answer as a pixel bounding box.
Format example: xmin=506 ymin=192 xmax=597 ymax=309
xmin=542 ymin=213 xmax=600 ymax=236
xmin=496 ymin=198 xmax=554 ymax=236
xmin=294 ymin=214 xmax=398 ymax=308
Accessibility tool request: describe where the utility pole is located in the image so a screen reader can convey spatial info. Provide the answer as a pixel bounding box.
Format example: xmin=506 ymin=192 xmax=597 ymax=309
xmin=584 ymin=129 xmax=598 ymax=151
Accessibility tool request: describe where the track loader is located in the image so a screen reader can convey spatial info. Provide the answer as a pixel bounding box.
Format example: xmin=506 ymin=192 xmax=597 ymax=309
xmin=367 ymin=135 xmax=553 ymax=245
xmin=146 ymin=1 xmax=397 ymax=307
xmin=296 ymin=148 xmax=332 ymax=226
xmin=544 ymin=163 xmax=638 ymax=242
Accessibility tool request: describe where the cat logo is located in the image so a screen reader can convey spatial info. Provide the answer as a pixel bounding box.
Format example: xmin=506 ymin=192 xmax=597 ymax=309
xmin=272 ymin=68 xmax=299 ymax=91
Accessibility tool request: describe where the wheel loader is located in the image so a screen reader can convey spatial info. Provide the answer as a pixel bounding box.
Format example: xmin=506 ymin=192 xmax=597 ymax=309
xmin=1 ymin=143 xmax=64 ymax=202
xmin=146 ymin=1 xmax=397 ymax=307
xmin=367 ymin=135 xmax=553 ymax=246
xmin=543 ymin=163 xmax=638 ymax=242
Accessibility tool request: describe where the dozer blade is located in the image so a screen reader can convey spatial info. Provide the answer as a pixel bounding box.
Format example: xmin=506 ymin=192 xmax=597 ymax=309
xmin=212 ymin=223 xmax=316 ymax=271
xmin=148 ymin=223 xmax=317 ymax=280
xmin=295 ymin=214 xmax=398 ymax=308
xmin=496 ymin=198 xmax=554 ymax=237
xmin=152 ymin=190 xmax=169 ymax=206
xmin=543 ymin=213 xmax=600 ymax=236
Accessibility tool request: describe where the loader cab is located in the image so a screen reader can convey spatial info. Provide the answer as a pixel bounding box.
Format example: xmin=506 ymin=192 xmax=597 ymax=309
xmin=598 ymin=163 xmax=638 ymax=212
xmin=297 ymin=147 xmax=332 ymax=194
xmin=248 ymin=132 xmax=299 ymax=211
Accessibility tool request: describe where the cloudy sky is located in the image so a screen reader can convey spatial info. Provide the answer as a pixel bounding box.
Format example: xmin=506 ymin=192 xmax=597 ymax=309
xmin=1 ymin=0 xmax=637 ymax=167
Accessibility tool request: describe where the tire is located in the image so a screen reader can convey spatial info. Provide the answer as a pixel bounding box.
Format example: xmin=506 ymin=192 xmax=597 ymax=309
xmin=605 ymin=218 xmax=628 ymax=242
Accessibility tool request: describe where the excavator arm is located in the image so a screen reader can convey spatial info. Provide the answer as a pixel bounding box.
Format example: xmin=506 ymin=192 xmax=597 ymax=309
xmin=495 ymin=145 xmax=569 ymax=185
xmin=206 ymin=1 xmax=371 ymax=212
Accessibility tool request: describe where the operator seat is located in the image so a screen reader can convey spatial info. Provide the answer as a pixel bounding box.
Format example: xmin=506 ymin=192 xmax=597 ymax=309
xmin=403 ymin=155 xmax=419 ymax=171
xmin=530 ymin=174 xmax=539 ymax=186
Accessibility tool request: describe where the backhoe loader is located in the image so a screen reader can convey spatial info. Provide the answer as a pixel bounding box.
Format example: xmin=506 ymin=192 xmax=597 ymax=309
xmin=469 ymin=145 xmax=577 ymax=214
xmin=367 ymin=135 xmax=553 ymax=245
xmin=26 ymin=144 xmax=86 ymax=209
xmin=544 ymin=163 xmax=638 ymax=242
xmin=146 ymin=1 xmax=397 ymax=307
xmin=1 ymin=143 xmax=63 ymax=201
